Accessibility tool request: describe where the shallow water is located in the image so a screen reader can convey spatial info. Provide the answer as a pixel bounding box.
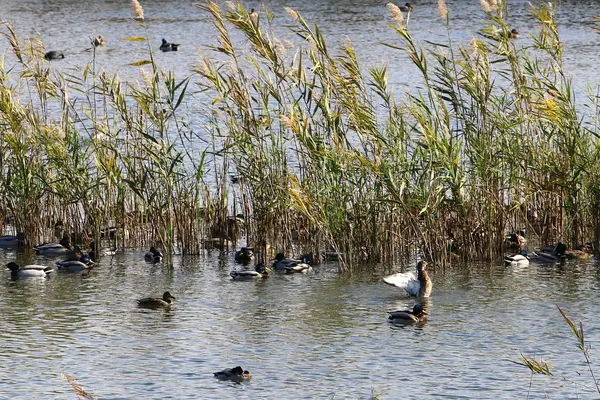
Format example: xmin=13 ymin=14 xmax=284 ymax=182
xmin=1 ymin=248 xmax=599 ymax=399
xmin=3 ymin=0 xmax=600 ymax=398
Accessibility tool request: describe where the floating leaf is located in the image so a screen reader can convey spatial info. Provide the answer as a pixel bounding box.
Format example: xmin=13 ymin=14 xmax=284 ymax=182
xmin=122 ymin=36 xmax=147 ymax=41
xmin=127 ymin=60 xmax=153 ymax=67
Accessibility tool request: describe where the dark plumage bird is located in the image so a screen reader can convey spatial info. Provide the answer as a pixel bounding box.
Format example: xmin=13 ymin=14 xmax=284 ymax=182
xmin=144 ymin=246 xmax=163 ymax=263
xmin=213 ymin=366 xmax=252 ymax=381
xmin=137 ymin=291 xmax=176 ymax=308
xmin=234 ymin=247 xmax=254 ymax=264
xmin=399 ymin=2 xmax=413 ymax=12
xmin=387 ymin=304 xmax=427 ymax=324
xmin=44 ymin=51 xmax=65 ymax=61
xmin=160 ymin=38 xmax=179 ymax=52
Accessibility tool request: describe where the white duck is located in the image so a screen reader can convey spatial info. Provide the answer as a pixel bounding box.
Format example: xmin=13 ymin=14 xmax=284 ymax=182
xmin=383 ymin=261 xmax=432 ymax=297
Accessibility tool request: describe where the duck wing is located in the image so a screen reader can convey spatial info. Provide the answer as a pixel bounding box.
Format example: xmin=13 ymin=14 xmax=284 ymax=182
xmin=388 ymin=310 xmax=418 ymax=321
xmin=56 ymin=261 xmax=90 ymax=271
xmin=230 ymin=270 xmax=261 ymax=279
xmin=383 ymin=270 xmax=422 ymax=296
xmin=19 ymin=265 xmax=53 ymax=276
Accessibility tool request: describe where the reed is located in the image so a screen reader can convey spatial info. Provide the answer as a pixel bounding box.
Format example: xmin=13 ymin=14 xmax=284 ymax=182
xmin=1 ymin=1 xmax=599 ymax=268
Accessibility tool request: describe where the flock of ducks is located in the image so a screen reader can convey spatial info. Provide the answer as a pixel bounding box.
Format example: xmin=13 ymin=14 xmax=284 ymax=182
xmin=1 ymin=226 xmax=595 ymax=381
xmin=42 ymin=35 xmax=179 ymax=62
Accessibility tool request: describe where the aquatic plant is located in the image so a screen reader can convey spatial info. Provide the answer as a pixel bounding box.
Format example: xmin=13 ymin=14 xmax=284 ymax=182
xmin=62 ymin=372 xmax=97 ymax=400
xmin=1 ymin=0 xmax=600 ymax=268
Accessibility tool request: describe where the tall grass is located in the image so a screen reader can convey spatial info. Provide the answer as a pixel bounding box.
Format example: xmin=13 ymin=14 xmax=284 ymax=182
xmin=1 ymin=1 xmax=599 ymax=269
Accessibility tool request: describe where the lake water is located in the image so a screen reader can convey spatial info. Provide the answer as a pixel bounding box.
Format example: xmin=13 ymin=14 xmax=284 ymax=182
xmin=1 ymin=248 xmax=599 ymax=399
xmin=3 ymin=0 xmax=600 ymax=398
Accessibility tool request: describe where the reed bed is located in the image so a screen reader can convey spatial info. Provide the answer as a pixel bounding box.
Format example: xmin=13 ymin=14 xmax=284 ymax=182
xmin=0 ymin=1 xmax=599 ymax=270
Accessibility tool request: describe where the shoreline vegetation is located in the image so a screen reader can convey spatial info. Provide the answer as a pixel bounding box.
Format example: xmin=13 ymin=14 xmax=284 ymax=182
xmin=0 ymin=0 xmax=599 ymax=270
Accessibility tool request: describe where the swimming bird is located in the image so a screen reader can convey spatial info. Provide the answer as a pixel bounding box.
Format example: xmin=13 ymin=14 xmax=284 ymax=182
xmin=33 ymin=235 xmax=77 ymax=256
xmin=271 ymin=252 xmax=312 ymax=273
xmin=399 ymin=2 xmax=413 ymax=12
xmin=533 ymin=242 xmax=567 ymax=263
xmin=44 ymin=51 xmax=65 ymax=61
xmin=234 ymin=247 xmax=254 ymax=264
xmin=0 ymin=233 xmax=24 ymax=248
xmin=4 ymin=262 xmax=53 ymax=278
xmin=387 ymin=304 xmax=427 ymax=324
xmin=91 ymin=35 xmax=105 ymax=47
xmin=505 ymin=232 xmax=527 ymax=250
xmin=213 ymin=366 xmax=252 ymax=381
xmin=504 ymin=250 xmax=529 ymax=266
xmin=508 ymin=28 xmax=519 ymax=39
xmin=383 ymin=261 xmax=432 ymax=297
xmin=230 ymin=263 xmax=270 ymax=280
xmin=160 ymin=38 xmax=179 ymax=52
xmin=137 ymin=291 xmax=176 ymax=308
xmin=56 ymin=254 xmax=94 ymax=272
xmin=144 ymin=246 xmax=163 ymax=263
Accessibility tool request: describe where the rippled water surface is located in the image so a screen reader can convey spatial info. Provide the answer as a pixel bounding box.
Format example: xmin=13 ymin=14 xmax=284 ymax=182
xmin=1 ymin=248 xmax=599 ymax=399
xmin=3 ymin=0 xmax=600 ymax=398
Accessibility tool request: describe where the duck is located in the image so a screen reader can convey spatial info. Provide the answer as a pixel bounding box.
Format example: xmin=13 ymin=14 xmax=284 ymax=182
xmin=4 ymin=262 xmax=53 ymax=278
xmin=137 ymin=291 xmax=176 ymax=308
xmin=91 ymin=35 xmax=105 ymax=47
xmin=213 ymin=366 xmax=252 ymax=381
xmin=144 ymin=246 xmax=163 ymax=262
xmin=508 ymin=28 xmax=519 ymax=39
xmin=399 ymin=2 xmax=413 ymax=12
xmin=271 ymin=252 xmax=313 ymax=273
xmin=0 ymin=233 xmax=24 ymax=248
xmin=44 ymin=51 xmax=65 ymax=61
xmin=387 ymin=304 xmax=427 ymax=324
xmin=533 ymin=242 xmax=567 ymax=263
xmin=505 ymin=232 xmax=527 ymax=250
xmin=504 ymin=250 xmax=529 ymax=266
xmin=230 ymin=263 xmax=270 ymax=280
xmin=383 ymin=260 xmax=432 ymax=297
xmin=33 ymin=235 xmax=77 ymax=256
xmin=56 ymin=254 xmax=94 ymax=272
xmin=160 ymin=38 xmax=179 ymax=52
xmin=234 ymin=247 xmax=254 ymax=264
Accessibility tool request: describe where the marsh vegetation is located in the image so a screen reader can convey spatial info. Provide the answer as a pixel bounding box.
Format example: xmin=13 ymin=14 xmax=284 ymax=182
xmin=1 ymin=0 xmax=599 ymax=270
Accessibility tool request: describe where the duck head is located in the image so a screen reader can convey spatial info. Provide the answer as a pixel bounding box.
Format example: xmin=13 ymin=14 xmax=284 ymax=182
xmin=554 ymin=242 xmax=567 ymax=257
xmin=274 ymin=252 xmax=285 ymax=262
xmin=4 ymin=262 xmax=20 ymax=272
xmin=416 ymin=261 xmax=431 ymax=272
xmin=412 ymin=304 xmax=425 ymax=316
xmin=162 ymin=291 xmax=176 ymax=302
xmin=231 ymin=366 xmax=244 ymax=375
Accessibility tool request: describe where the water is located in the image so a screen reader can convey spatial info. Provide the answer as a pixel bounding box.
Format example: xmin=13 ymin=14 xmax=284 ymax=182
xmin=1 ymin=248 xmax=599 ymax=399
xmin=3 ymin=0 xmax=600 ymax=398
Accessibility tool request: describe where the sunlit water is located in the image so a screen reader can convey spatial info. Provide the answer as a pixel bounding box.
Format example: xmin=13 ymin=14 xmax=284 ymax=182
xmin=3 ymin=0 xmax=600 ymax=398
xmin=1 ymin=248 xmax=599 ymax=399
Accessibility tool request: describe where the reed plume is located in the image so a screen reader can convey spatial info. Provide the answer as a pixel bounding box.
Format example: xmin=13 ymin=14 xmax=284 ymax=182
xmin=131 ymin=0 xmax=144 ymax=21
xmin=386 ymin=3 xmax=405 ymax=29
xmin=438 ymin=0 xmax=448 ymax=20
